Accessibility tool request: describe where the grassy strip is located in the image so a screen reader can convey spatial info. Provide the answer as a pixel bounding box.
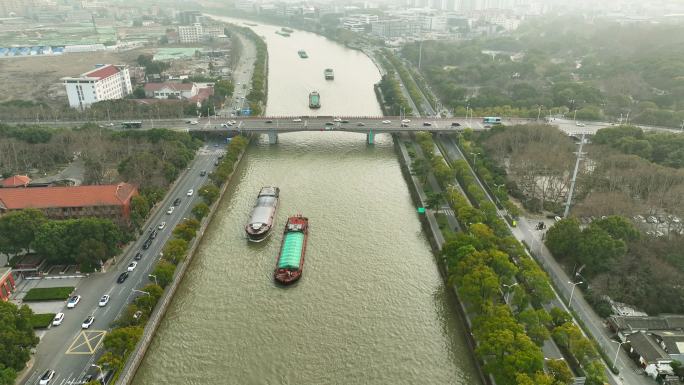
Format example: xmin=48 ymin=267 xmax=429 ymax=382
xmin=23 ymin=287 xmax=74 ymax=301
xmin=30 ymin=313 xmax=56 ymax=329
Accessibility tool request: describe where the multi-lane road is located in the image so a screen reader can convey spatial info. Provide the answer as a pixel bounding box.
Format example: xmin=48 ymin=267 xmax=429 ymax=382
xmin=21 ymin=145 xmax=224 ymax=385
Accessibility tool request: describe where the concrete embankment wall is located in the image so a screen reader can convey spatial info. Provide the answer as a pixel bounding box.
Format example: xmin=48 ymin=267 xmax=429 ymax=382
xmin=115 ymin=145 xmax=248 ymax=385
xmin=393 ymin=134 xmax=490 ymax=385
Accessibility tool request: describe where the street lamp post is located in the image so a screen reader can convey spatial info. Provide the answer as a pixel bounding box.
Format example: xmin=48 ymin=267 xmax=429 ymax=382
xmin=470 ymin=152 xmax=481 ymax=164
xmin=133 ymin=289 xmax=151 ymax=297
xmin=502 ymin=282 xmax=518 ymax=305
xmin=612 ymin=340 xmax=625 ymax=369
xmin=148 ymin=274 xmax=158 ymax=286
xmin=91 ymin=364 xmax=103 ymax=378
xmin=568 ymin=280 xmax=583 ymax=307
xmin=537 ymin=105 xmax=543 ymax=121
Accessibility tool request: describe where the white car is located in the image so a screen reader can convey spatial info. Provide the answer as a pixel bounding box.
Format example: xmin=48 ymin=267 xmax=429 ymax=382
xmin=127 ymin=261 xmax=137 ymax=271
xmin=52 ymin=313 xmax=65 ymax=326
xmin=187 ymin=189 xmax=194 ymax=196
xmin=401 ymin=119 xmax=411 ymax=123
xmin=39 ymin=369 xmax=55 ymax=385
xmin=575 ymin=122 xmax=586 ymax=127
xmin=166 ymin=206 xmax=175 ymax=215
xmin=382 ymin=120 xmax=391 ymax=124
xmin=158 ymin=222 xmax=166 ymax=230
xmin=333 ymin=117 xmax=342 ymax=122
xmin=190 ymin=120 xmax=199 ymax=125
xmin=81 ymin=315 xmax=95 ymax=329
xmin=98 ymin=295 xmax=110 ymax=307
xmin=292 ymin=118 xmax=302 ymax=122
xmin=66 ymin=295 xmax=81 ymax=309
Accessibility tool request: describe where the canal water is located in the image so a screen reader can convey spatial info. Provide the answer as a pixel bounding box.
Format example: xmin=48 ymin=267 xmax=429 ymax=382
xmin=131 ymin=17 xmax=481 ymax=385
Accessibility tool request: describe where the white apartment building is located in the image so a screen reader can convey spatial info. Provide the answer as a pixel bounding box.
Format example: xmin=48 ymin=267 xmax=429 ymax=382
xmin=178 ymin=23 xmax=203 ymax=43
xmin=62 ymin=64 xmax=132 ymax=109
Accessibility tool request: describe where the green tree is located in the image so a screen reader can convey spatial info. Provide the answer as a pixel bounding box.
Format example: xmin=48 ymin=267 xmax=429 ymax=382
xmin=198 ymin=184 xmax=220 ymax=205
xmin=172 ymin=223 xmax=197 ymax=242
xmin=410 ymin=157 xmax=431 ymax=184
xmin=192 ymin=202 xmax=210 ymax=220
xmin=76 ymin=239 xmax=107 ymax=272
xmin=0 ymin=301 xmax=38 ymax=372
xmin=0 ymin=364 xmax=16 ymax=385
xmin=130 ymin=195 xmax=150 ymax=228
xmin=592 ymin=216 xmax=640 ymax=241
xmin=132 ymin=86 xmax=146 ymax=99
xmin=517 ymin=308 xmax=551 ymax=346
xmin=152 ymin=260 xmax=176 ymax=288
xmin=546 ymin=358 xmax=573 ymax=385
xmin=0 ymin=209 xmax=46 ymax=257
xmin=545 ymin=218 xmax=582 ymax=262
xmin=460 ymin=264 xmax=500 ymax=311
xmin=102 ymin=326 xmax=143 ymax=356
xmin=162 ymin=238 xmax=188 ymax=264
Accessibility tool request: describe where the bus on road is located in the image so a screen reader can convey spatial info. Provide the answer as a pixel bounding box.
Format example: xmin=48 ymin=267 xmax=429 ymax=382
xmin=483 ymin=117 xmax=502 ymax=124
xmin=122 ymin=121 xmax=143 ymax=129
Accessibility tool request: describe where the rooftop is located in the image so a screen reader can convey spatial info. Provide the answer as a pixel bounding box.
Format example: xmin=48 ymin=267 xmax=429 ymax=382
xmin=608 ymin=315 xmax=684 ymax=332
xmin=82 ymin=65 xmax=121 ymax=80
xmin=144 ymin=82 xmax=195 ymax=92
xmin=628 ymin=331 xmax=671 ymax=363
xmin=1 ymin=175 xmax=31 ymax=188
xmin=0 ymin=183 xmax=137 ymax=211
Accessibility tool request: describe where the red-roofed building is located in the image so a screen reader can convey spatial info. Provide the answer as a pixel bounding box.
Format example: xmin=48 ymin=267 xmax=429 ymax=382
xmin=62 ymin=64 xmax=133 ymax=109
xmin=0 ymin=267 xmax=15 ymax=301
xmin=0 ymin=183 xmax=138 ymax=224
xmin=1 ymin=175 xmax=31 ymax=188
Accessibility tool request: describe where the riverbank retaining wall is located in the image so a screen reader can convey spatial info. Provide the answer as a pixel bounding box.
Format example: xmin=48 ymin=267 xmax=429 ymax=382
xmin=115 ymin=144 xmax=248 ymax=385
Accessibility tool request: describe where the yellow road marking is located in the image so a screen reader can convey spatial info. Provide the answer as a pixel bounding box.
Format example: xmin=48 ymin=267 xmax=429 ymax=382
xmin=65 ymin=330 xmax=107 ymax=355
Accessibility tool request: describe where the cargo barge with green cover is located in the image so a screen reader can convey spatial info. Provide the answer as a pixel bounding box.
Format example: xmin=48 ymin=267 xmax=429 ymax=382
xmin=274 ymin=215 xmax=309 ymax=285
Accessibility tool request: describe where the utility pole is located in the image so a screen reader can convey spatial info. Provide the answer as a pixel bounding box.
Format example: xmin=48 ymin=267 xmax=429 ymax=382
xmin=418 ymin=40 xmax=423 ymax=70
xmin=563 ymin=133 xmax=586 ymax=218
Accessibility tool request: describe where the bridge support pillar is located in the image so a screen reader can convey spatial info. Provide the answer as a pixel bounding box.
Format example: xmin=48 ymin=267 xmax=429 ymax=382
xmin=366 ymin=130 xmax=374 ymax=145
xmin=268 ymin=131 xmax=278 ymax=144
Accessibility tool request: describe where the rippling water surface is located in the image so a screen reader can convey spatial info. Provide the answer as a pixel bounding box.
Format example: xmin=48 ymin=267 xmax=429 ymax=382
xmin=132 ymin=17 xmax=480 ymax=385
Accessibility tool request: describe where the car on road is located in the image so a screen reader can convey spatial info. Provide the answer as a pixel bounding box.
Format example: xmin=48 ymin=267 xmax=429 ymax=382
xmin=265 ymin=120 xmax=273 ymax=123
xmin=423 ymin=122 xmax=432 ymax=126
xmin=173 ymin=198 xmax=182 ymax=206
xmin=79 ymin=374 xmax=94 ymax=384
xmin=166 ymin=206 xmax=175 ymax=215
xmin=451 ymin=122 xmax=461 ymax=127
xmin=187 ymin=189 xmax=194 ymax=196
xmin=292 ymin=118 xmax=302 ymax=122
xmin=142 ymin=239 xmax=152 ymax=250
xmin=98 ymin=295 xmax=110 ymax=307
xmin=52 ymin=313 xmax=65 ymax=326
xmin=341 ymin=120 xmax=349 ymax=123
xmin=382 ymin=120 xmax=391 ymax=124
xmin=158 ymin=222 xmax=166 ymax=230
xmin=66 ymin=295 xmax=81 ymax=308
xmin=325 ymin=122 xmax=334 ymax=126
xmin=189 ymin=120 xmax=199 ymax=125
xmin=333 ymin=117 xmax=342 ymax=122
xmin=39 ymin=369 xmax=55 ymax=385
xmin=401 ymin=123 xmax=409 ymax=127
xmin=81 ymin=315 xmax=95 ymax=329
xmin=127 ymin=262 xmax=137 ymax=271
xmin=401 ymin=119 xmax=411 ymax=123
xmin=357 ymin=122 xmax=365 ymax=126
xmin=200 ymin=170 xmax=207 ymax=176
xmin=148 ymin=229 xmax=158 ymax=239
xmin=575 ymin=122 xmax=586 ymax=127
xmin=134 ymin=252 xmax=143 ymax=261
xmin=214 ymin=160 xmax=220 ymax=166
xmin=117 ymin=272 xmax=129 ymax=283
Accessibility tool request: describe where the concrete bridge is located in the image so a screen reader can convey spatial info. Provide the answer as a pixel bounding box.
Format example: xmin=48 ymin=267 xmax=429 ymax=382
xmin=193 ymin=116 xmax=501 ymax=144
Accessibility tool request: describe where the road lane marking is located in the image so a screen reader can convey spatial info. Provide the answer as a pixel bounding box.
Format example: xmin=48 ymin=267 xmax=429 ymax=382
xmin=65 ymin=330 xmax=107 ymax=355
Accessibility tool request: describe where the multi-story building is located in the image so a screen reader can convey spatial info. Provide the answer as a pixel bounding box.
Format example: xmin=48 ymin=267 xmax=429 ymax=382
xmin=371 ymin=19 xmax=422 ymax=38
xmin=62 ymin=64 xmax=132 ymax=109
xmin=0 ymin=183 xmax=138 ymax=224
xmin=178 ymin=23 xmax=203 ymax=43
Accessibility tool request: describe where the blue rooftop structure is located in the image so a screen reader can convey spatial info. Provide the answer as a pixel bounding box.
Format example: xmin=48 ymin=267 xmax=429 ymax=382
xmin=0 ymin=48 xmax=8 ymax=56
